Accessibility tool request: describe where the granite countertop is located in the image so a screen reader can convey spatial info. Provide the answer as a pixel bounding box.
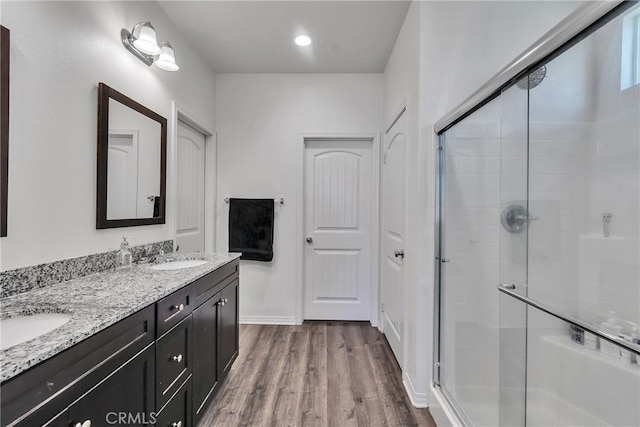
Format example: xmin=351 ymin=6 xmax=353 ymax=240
xmin=0 ymin=252 xmax=241 ymax=383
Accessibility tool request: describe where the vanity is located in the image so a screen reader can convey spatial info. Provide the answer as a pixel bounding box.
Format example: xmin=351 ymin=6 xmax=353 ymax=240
xmin=0 ymin=254 xmax=240 ymax=427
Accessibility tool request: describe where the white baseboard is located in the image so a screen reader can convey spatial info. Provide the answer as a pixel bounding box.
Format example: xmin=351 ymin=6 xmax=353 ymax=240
xmin=239 ymin=315 xmax=297 ymax=325
xmin=403 ymin=371 xmax=429 ymax=408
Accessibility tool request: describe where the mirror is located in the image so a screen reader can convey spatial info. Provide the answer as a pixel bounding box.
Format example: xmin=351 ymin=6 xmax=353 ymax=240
xmin=1 ymin=26 xmax=9 ymax=237
xmin=96 ymin=83 xmax=166 ymax=229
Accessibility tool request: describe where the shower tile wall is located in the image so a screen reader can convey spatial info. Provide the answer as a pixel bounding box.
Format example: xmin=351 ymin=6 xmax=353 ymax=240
xmin=525 ymin=7 xmax=640 ymax=426
xmin=528 ymin=39 xmax=594 ymax=319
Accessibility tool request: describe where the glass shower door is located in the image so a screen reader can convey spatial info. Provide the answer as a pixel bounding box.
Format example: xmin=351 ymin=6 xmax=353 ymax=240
xmin=438 ymin=98 xmax=504 ymax=426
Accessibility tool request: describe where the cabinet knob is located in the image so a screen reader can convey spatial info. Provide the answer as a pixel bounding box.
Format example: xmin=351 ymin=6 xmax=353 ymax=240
xmin=172 ymin=303 xmax=185 ymax=312
xmin=306 ymin=236 xmax=313 ymax=243
xmin=74 ymin=421 xmax=91 ymax=427
xmin=172 ymin=422 xmax=183 ymax=427
xmin=394 ymin=250 xmax=405 ymax=258
xmin=172 ymin=354 xmax=183 ymax=363
xmin=219 ymin=299 xmax=225 ymax=306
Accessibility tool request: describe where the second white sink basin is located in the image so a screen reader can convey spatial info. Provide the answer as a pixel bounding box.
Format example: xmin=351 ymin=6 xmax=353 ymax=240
xmin=149 ymin=260 xmax=208 ymax=271
xmin=0 ymin=313 xmax=72 ymax=350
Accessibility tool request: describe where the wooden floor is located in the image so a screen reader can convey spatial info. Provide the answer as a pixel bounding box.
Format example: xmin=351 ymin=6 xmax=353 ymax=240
xmin=200 ymin=322 xmax=437 ymax=427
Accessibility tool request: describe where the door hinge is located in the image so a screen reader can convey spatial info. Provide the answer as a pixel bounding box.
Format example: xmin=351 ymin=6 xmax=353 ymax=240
xmin=383 ymin=153 xmax=388 ymax=164
xmin=381 ymin=302 xmax=384 ymax=312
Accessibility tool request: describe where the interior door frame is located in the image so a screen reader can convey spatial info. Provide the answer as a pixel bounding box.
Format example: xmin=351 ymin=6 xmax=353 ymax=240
xmin=296 ymin=133 xmax=381 ymax=326
xmin=171 ymin=102 xmax=217 ymax=253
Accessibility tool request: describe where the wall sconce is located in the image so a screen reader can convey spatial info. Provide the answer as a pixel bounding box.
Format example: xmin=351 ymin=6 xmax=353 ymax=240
xmin=121 ymin=22 xmax=180 ymax=71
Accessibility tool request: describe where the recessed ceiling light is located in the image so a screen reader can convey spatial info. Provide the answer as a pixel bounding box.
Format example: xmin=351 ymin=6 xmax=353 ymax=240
xmin=294 ymin=35 xmax=312 ymax=47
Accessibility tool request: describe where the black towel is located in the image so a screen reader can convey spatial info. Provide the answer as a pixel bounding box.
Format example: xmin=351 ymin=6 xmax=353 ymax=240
xmin=228 ymin=198 xmax=274 ymax=262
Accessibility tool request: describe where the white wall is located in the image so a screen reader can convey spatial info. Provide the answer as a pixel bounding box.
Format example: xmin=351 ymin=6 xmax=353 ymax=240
xmin=215 ymin=73 xmax=383 ymax=324
xmin=0 ymin=1 xmax=216 ymax=270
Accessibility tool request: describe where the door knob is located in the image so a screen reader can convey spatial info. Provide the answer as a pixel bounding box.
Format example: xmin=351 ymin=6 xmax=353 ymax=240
xmin=306 ymin=237 xmax=313 ymax=243
xmin=394 ymin=250 xmax=405 ymax=258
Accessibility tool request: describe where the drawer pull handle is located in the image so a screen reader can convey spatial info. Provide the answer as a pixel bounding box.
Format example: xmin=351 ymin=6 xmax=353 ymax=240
xmin=172 ymin=422 xmax=183 ymax=427
xmin=74 ymin=421 xmax=91 ymax=427
xmin=172 ymin=303 xmax=185 ymax=312
xmin=172 ymin=354 xmax=183 ymax=363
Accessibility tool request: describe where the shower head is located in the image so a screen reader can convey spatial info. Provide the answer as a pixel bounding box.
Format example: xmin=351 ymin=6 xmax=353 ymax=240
xmin=516 ymin=65 xmax=547 ymax=90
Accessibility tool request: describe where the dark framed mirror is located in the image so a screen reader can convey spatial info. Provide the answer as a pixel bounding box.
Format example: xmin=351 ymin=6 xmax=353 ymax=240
xmin=1 ymin=26 xmax=9 ymax=237
xmin=97 ymin=83 xmax=167 ymax=229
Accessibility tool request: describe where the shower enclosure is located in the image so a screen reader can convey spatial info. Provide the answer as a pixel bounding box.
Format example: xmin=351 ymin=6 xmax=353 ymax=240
xmin=434 ymin=2 xmax=640 ymax=426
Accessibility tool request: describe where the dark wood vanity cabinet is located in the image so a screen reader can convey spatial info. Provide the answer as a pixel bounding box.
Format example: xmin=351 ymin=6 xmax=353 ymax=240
xmin=1 ymin=259 xmax=239 ymax=427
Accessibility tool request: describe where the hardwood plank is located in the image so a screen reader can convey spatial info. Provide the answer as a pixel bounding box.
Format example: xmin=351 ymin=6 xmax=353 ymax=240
xmin=268 ymin=331 xmax=311 ymax=426
xmin=326 ymin=322 xmax=358 ymax=427
xmin=300 ymin=322 xmax=328 ymax=427
xmin=238 ymin=326 xmax=290 ymax=425
xmin=343 ymin=323 xmax=387 ymax=426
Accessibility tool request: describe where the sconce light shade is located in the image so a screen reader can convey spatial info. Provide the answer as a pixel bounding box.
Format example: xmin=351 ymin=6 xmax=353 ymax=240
xmin=132 ymin=22 xmax=161 ymax=56
xmin=155 ymin=42 xmax=180 ymax=71
xmin=121 ymin=21 xmax=179 ymax=71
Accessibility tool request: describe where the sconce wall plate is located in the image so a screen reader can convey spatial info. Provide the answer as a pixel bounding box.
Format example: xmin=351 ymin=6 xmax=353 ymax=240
xmin=121 ymin=28 xmax=154 ymax=66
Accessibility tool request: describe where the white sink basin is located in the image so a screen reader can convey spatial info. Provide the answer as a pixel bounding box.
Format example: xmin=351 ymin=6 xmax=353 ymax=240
xmin=149 ymin=260 xmax=208 ymax=271
xmin=0 ymin=313 xmax=71 ymax=350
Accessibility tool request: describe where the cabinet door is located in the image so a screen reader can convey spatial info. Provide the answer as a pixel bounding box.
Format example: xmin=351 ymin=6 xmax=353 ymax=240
xmin=218 ymin=279 xmax=239 ymax=381
xmin=192 ymin=293 xmax=219 ymax=423
xmin=65 ymin=345 xmax=155 ymax=427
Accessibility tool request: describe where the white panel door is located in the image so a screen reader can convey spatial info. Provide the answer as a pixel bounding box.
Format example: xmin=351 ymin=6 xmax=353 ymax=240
xmin=176 ymin=121 xmax=206 ymax=253
xmin=382 ymin=111 xmax=406 ymax=364
xmin=304 ymin=139 xmax=373 ymax=320
xmin=107 ymin=132 xmax=139 ymax=220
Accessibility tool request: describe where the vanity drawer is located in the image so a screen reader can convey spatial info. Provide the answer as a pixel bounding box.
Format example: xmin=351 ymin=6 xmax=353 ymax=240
xmin=156 ymin=315 xmax=192 ymax=410
xmin=157 ymin=285 xmax=192 ymax=337
xmin=156 ymin=375 xmax=192 ymax=427
xmin=192 ymin=260 xmax=239 ymax=308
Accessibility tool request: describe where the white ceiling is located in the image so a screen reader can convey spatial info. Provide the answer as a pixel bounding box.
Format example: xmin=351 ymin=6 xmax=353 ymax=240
xmin=158 ymin=1 xmax=411 ymax=73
